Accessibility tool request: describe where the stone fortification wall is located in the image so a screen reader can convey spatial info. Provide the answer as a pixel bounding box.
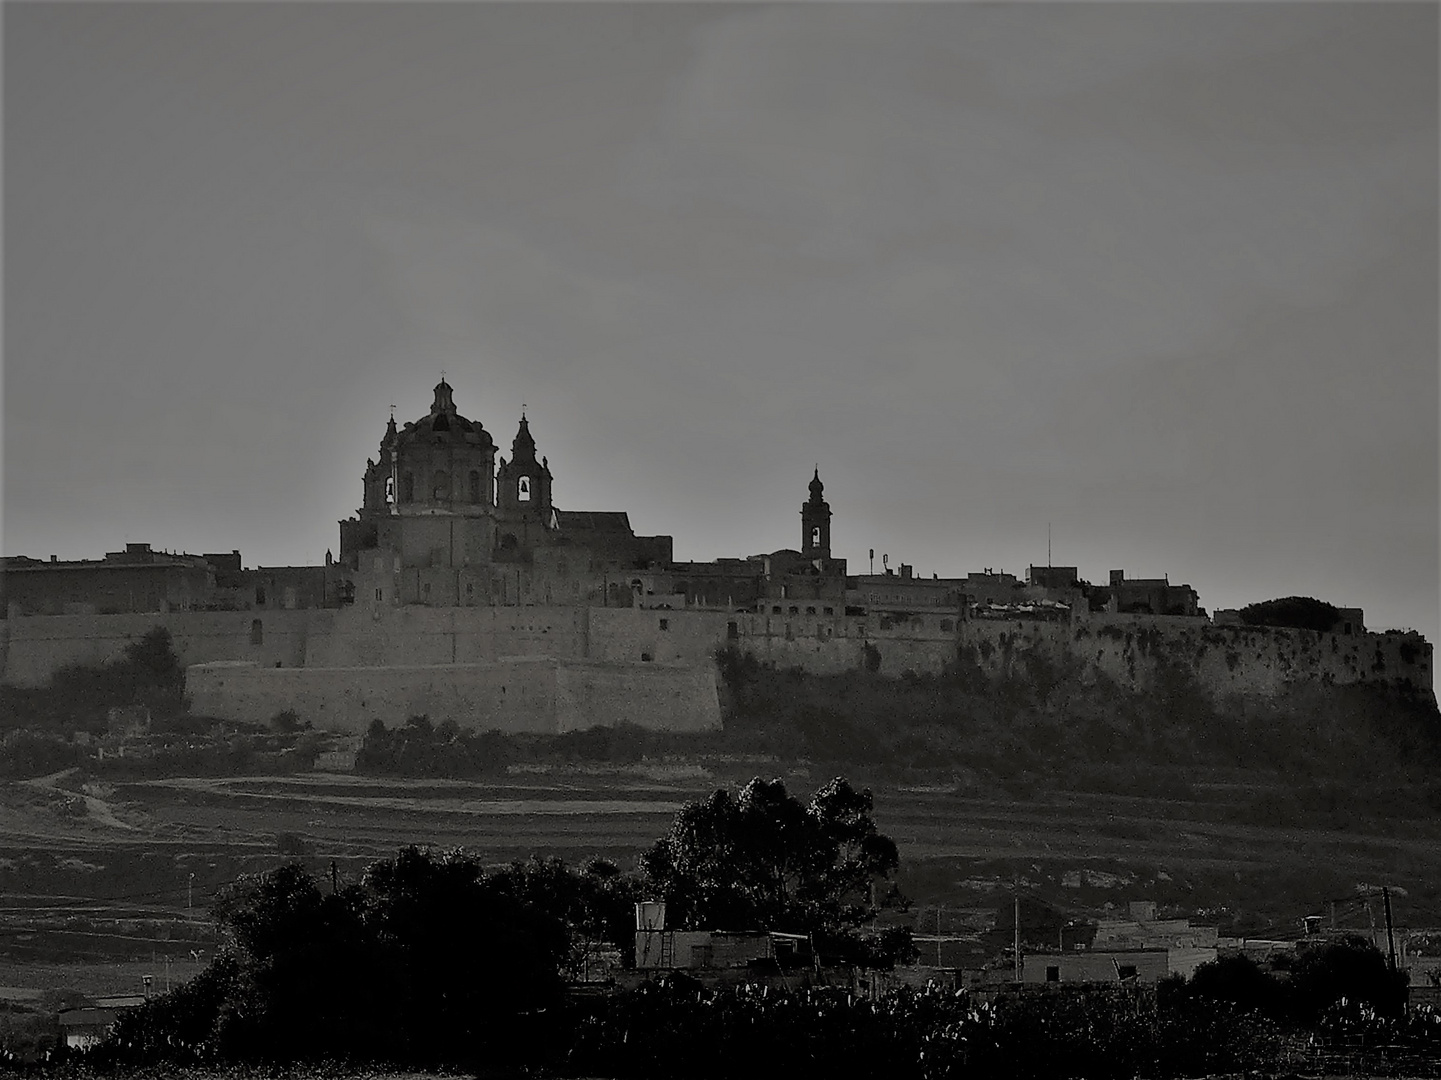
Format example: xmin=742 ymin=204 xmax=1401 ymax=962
xmin=7 ymin=603 xmax=1431 ymax=710
xmin=303 ymin=605 xmax=588 ymax=666
xmin=959 ymin=614 xmax=1433 ymax=698
xmin=731 ymin=610 xmax=957 ymax=676
xmin=186 ymin=658 xmax=555 ymax=733
xmin=554 ymin=661 xmax=720 ymax=733
xmin=0 ymin=610 xmax=335 ymax=687
xmin=185 ymin=657 xmax=720 ymax=734
xmin=586 ymin=608 xmax=732 ymax=665
xmin=1 ymin=605 xmax=595 ymax=687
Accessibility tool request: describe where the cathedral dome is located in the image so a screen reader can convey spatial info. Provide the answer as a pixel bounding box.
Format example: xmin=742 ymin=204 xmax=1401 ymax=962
xmin=395 ymin=379 xmax=493 ymax=448
xmin=362 ymin=379 xmax=498 ymax=514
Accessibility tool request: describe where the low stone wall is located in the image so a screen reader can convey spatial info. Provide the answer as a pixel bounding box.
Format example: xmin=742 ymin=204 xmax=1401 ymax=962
xmin=184 ymin=656 xmax=721 ymax=734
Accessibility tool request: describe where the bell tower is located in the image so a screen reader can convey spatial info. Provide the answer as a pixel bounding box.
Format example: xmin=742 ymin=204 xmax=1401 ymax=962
xmin=496 ymin=413 xmax=554 ymax=541
xmin=801 ymin=467 xmax=831 ymax=560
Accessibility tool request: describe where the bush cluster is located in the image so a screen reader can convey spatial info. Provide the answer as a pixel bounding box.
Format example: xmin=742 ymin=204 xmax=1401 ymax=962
xmin=566 ymin=980 xmax=1285 ymax=1080
xmin=98 ymin=849 xmax=569 ymax=1069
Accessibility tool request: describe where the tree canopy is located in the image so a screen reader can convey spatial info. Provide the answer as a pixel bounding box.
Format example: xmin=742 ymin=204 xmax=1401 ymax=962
xmin=1239 ymin=597 xmax=1341 ymax=634
xmin=639 ymin=776 xmax=899 ymax=933
xmin=107 ymin=847 xmax=567 ymax=1066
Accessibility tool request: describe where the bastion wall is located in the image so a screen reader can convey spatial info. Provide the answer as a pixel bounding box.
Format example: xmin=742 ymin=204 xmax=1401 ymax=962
xmin=184 ymin=657 xmax=720 ymax=734
xmin=3 ymin=601 xmax=1432 ymax=730
xmin=957 ymin=614 xmax=1432 ymax=698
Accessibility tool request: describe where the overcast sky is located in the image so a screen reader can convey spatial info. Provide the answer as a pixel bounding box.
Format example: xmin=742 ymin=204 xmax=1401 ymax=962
xmin=5 ymin=2 xmax=1437 ymax=642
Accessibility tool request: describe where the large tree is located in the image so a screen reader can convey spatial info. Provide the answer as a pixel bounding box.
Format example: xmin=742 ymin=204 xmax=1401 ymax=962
xmin=106 ymin=847 xmax=567 ymax=1066
xmin=639 ymin=777 xmax=899 ymax=933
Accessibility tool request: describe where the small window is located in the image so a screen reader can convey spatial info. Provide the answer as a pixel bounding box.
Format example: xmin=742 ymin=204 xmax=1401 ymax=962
xmin=727 ymin=621 xmax=739 ymax=640
xmin=789 ymin=606 xmax=799 ymax=615
xmin=659 ymin=618 xmax=669 ymax=631
xmin=375 ymin=588 xmax=383 ymax=601
xmin=824 ymin=607 xmax=834 ymax=615
xmin=640 ymin=652 xmax=652 ymax=662
xmin=941 ymin=619 xmax=954 ymax=632
xmin=806 ymin=606 xmax=816 ymax=615
xmin=255 ymin=586 xmax=266 ymax=606
xmin=432 ymin=470 xmax=449 ymax=500
xmin=772 ymin=606 xmax=782 ymax=615
xmin=422 ymin=582 xmax=430 ymax=597
xmin=1046 ymin=966 xmax=1060 ymax=983
xmin=811 ymin=526 xmax=821 ymax=547
xmin=250 ymin=619 xmax=263 ymax=645
xmin=466 ymin=582 xmax=474 ymax=596
xmin=518 ymin=476 xmax=531 ymax=502
xmin=1117 ymin=965 xmax=1137 ymax=980
xmin=384 ymin=475 xmax=396 ymax=504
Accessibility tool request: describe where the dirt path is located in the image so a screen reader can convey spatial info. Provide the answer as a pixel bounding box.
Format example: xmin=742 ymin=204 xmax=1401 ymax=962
xmin=21 ymin=769 xmax=138 ymax=832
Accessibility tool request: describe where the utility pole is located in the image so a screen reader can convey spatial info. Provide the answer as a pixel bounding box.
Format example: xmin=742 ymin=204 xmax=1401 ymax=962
xmin=1383 ymin=887 xmax=1398 ymax=972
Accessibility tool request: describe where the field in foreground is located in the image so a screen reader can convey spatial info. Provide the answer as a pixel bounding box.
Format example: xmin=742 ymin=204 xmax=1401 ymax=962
xmin=5 ymin=756 xmax=1441 ymax=997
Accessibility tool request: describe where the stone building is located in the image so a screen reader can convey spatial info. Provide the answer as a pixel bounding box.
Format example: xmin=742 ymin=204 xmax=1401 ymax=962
xmin=1 ymin=544 xmax=216 ymax=616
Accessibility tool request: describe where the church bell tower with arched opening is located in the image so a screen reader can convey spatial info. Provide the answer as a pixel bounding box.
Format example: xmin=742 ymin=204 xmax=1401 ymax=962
xmin=801 ymin=467 xmax=831 ymax=561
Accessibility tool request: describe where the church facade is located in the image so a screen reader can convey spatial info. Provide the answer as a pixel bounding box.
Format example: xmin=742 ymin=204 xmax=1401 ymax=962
xmin=337 ymin=380 xmax=674 ymax=610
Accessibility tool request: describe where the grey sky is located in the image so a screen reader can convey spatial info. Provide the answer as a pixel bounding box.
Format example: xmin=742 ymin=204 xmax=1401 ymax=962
xmin=5 ymin=3 xmax=1437 ymax=642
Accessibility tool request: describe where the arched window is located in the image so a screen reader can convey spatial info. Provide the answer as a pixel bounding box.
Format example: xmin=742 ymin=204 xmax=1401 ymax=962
xmin=811 ymin=526 xmax=822 ymax=547
xmin=384 ymin=476 xmax=396 ymax=504
xmin=469 ymin=471 xmax=482 ymax=502
xmin=250 ymin=619 xmax=263 ymax=645
xmin=518 ymin=476 xmax=531 ymax=502
xmin=402 ymin=473 xmax=414 ymax=502
xmin=432 ymin=471 xmax=449 ymax=500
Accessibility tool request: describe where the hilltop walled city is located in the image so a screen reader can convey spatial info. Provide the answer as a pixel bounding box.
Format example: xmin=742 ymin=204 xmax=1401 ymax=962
xmin=2 ymin=379 xmax=1432 ymax=732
